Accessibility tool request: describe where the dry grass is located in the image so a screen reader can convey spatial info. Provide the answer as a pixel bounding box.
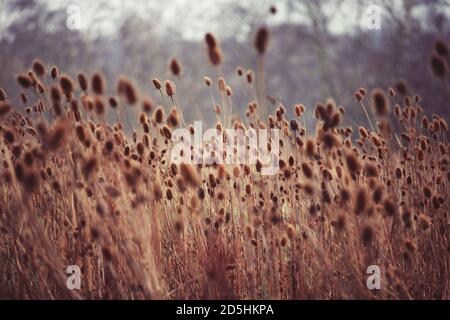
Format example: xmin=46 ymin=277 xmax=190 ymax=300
xmin=0 ymin=27 xmax=449 ymax=300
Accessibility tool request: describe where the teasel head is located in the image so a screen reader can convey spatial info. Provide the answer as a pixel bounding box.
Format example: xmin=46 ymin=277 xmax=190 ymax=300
xmin=345 ymin=151 xmax=361 ymax=174
xmin=203 ymin=76 xmax=213 ymax=87
xmin=32 ymin=59 xmax=45 ymax=77
xmin=142 ymin=97 xmax=153 ymax=114
xmin=50 ymin=66 xmax=59 ymax=79
xmin=418 ymin=213 xmax=432 ymax=230
xmin=50 ymin=86 xmax=62 ymax=105
xmin=0 ymin=101 xmax=11 ymax=118
xmin=383 ymin=198 xmax=398 ymax=216
xmin=246 ymin=70 xmax=253 ymax=83
xmin=17 ymin=74 xmax=32 ymax=89
xmin=152 ymin=78 xmax=162 ymax=90
xmin=354 ymin=91 xmax=363 ymax=102
xmin=371 ymin=88 xmax=390 ymax=116
xmin=430 ymin=53 xmax=448 ymax=79
xmin=360 ymin=223 xmax=375 ymax=246
xmin=91 ymin=72 xmax=105 ymax=95
xmin=205 ymin=32 xmax=217 ymax=49
xmin=20 ymin=93 xmax=27 ymax=104
xmin=59 ymin=74 xmax=74 ymax=99
xmin=218 ymin=77 xmax=226 ymax=91
xmin=354 ymin=188 xmax=368 ymax=214
xmin=434 ymin=39 xmax=448 ymax=58
xmin=169 ymin=58 xmax=181 ymax=76
xmin=167 ymin=107 xmax=180 ymax=128
xmin=179 ymin=163 xmax=201 ymax=188
xmin=305 ymin=138 xmax=315 ymax=157
xmin=94 ymin=96 xmax=105 ymax=116
xmin=119 ymin=77 xmax=139 ymax=105
xmin=36 ymin=82 xmax=45 ymax=94
xmin=154 ymin=106 xmax=164 ymax=124
xmin=108 ymin=96 xmax=118 ymax=109
xmin=254 ymin=26 xmax=270 ymax=55
xmin=165 ymin=80 xmax=175 ymax=97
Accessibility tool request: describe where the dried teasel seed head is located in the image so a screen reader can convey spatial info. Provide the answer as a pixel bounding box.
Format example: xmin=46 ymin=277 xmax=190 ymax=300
xmin=91 ymin=72 xmax=105 ymax=95
xmin=165 ymin=80 xmax=176 ymax=97
xmin=169 ymin=58 xmax=182 ymax=76
xmin=32 ymin=59 xmax=45 ymax=77
xmin=430 ymin=53 xmax=448 ymax=79
xmin=152 ymin=78 xmax=162 ymax=90
xmin=254 ymin=26 xmax=270 ymax=55
xmin=204 ymin=76 xmax=212 ymax=87
xmin=118 ymin=77 xmax=139 ymax=105
xmin=371 ymin=88 xmax=390 ymax=116
xmin=50 ymin=66 xmax=59 ymax=79
xmin=77 ymin=72 xmax=88 ymax=92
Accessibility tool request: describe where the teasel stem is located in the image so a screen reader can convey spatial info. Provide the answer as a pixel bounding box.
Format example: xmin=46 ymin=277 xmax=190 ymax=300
xmin=256 ymin=55 xmax=267 ymax=119
xmin=359 ymin=101 xmax=375 ymax=132
xmin=171 ymin=96 xmax=186 ymax=127
xmin=158 ymin=88 xmax=169 ymax=110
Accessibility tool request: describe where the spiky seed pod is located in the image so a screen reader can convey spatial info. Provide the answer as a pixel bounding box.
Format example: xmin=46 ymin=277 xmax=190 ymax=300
xmin=108 ymin=96 xmax=118 ymax=108
xmin=218 ymin=77 xmax=226 ymax=91
xmin=162 ymin=125 xmax=172 ymax=139
xmin=32 ymin=59 xmax=45 ymax=77
xmin=430 ymin=53 xmax=448 ymax=79
xmin=334 ymin=214 xmax=347 ymax=232
xmin=169 ymin=58 xmax=181 ymax=76
xmin=59 ymin=74 xmax=74 ymax=98
xmin=354 ymin=188 xmax=368 ymax=214
xmin=254 ymin=27 xmax=270 ymax=55
xmin=152 ymin=78 xmax=162 ymax=90
xmin=383 ymin=198 xmax=397 ymax=216
xmin=50 ymin=86 xmax=62 ymax=104
xmin=418 ymin=213 xmax=432 ymax=230
xmin=91 ymin=72 xmax=105 ymax=95
xmin=371 ymin=89 xmax=390 ymax=116
xmin=395 ymin=80 xmax=408 ymax=96
xmin=118 ymin=77 xmax=138 ymax=105
xmin=345 ymin=152 xmax=361 ymax=173
xmin=434 ymin=39 xmax=448 ymax=58
xmin=205 ymin=32 xmax=217 ymax=48
xmin=165 ymin=80 xmax=175 ymax=97
xmin=270 ymin=5 xmax=277 ymax=14
xmin=76 ymin=73 xmax=88 ymax=92
xmin=179 ymin=163 xmax=201 ymax=188
xmin=354 ymin=91 xmax=363 ymax=102
xmin=3 ymin=129 xmax=15 ymax=144
xmin=225 ymin=86 xmax=233 ymax=96
xmin=246 ymin=70 xmax=253 ymax=83
xmin=204 ymin=76 xmax=212 ymax=87
xmin=37 ymin=82 xmax=45 ymax=94
xmin=361 ymin=224 xmax=375 ymax=245
xmin=154 ymin=106 xmax=164 ymax=124
xmin=0 ymin=102 xmax=11 ymax=118
xmin=20 ymin=93 xmax=27 ymax=104
xmin=305 ymin=139 xmax=315 ymax=157
xmin=167 ymin=107 xmax=180 ymax=128
xmin=94 ymin=96 xmax=105 ymax=116
xmin=301 ymin=162 xmax=313 ymax=179
xmin=142 ymin=98 xmax=153 ymax=113
xmin=17 ymin=75 xmax=32 ymax=89
xmin=50 ymin=66 xmax=59 ymax=79
xmin=75 ymin=125 xmax=86 ymax=143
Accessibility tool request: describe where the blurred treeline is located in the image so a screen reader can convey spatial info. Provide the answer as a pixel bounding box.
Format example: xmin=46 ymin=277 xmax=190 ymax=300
xmin=0 ymin=0 xmax=449 ymax=128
